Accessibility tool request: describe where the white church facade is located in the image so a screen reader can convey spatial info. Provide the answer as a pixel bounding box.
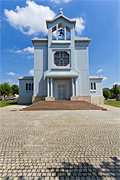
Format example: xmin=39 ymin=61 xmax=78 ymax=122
xmin=18 ymin=10 xmax=104 ymax=105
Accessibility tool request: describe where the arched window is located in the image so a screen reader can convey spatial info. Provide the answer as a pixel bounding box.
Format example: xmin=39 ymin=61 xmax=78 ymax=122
xmin=54 ymin=51 xmax=69 ymax=66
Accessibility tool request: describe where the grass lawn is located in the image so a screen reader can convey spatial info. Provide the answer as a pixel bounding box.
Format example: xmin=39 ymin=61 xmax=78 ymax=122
xmin=105 ymin=99 xmax=120 ymax=107
xmin=0 ymin=100 xmax=17 ymax=107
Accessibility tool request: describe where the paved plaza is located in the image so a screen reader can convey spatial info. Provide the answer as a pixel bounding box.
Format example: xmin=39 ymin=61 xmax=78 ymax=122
xmin=0 ymin=106 xmax=120 ymax=179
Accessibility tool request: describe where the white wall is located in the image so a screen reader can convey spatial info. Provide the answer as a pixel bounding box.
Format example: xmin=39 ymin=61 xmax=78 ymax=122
xmin=75 ymin=46 xmax=90 ymax=96
xmin=90 ymin=79 xmax=103 ymax=96
xmin=18 ymin=79 xmax=33 ymax=104
xmin=34 ymin=45 xmax=48 ymax=97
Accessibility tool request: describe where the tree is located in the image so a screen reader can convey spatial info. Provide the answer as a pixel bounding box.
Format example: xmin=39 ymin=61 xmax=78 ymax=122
xmin=111 ymin=85 xmax=120 ymax=100
xmin=103 ymin=88 xmax=111 ymax=100
xmin=0 ymin=83 xmax=11 ymax=99
xmin=11 ymin=84 xmax=19 ymax=95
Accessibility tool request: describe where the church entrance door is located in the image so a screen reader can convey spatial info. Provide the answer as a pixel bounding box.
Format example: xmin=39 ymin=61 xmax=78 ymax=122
xmin=57 ymin=84 xmax=67 ymax=100
xmin=54 ymin=79 xmax=71 ymax=100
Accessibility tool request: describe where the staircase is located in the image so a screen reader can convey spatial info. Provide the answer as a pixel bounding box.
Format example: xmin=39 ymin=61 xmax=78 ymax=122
xmin=22 ymin=100 xmax=106 ymax=111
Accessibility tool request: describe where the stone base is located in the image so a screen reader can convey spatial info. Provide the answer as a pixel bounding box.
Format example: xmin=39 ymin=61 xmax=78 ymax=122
xmin=45 ymin=97 xmax=55 ymax=101
xmin=17 ymin=96 xmax=32 ymax=105
xmin=32 ymin=96 xmax=46 ymax=103
xmin=71 ymin=96 xmax=91 ymax=102
xmin=91 ymin=96 xmax=104 ymax=105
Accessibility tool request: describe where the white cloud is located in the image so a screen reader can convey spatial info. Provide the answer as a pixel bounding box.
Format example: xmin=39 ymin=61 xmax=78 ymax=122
xmin=16 ymin=46 xmax=34 ymax=54
xmin=103 ymin=76 xmax=108 ymax=81
xmin=29 ymin=69 xmax=34 ymax=76
xmin=73 ymin=17 xmax=85 ymax=35
xmin=96 ymin=68 xmax=103 ymax=74
xmin=4 ymin=0 xmax=55 ymax=35
xmin=51 ymin=0 xmax=72 ymax=4
xmin=7 ymin=72 xmax=16 ymax=76
xmin=113 ymin=82 xmax=120 ymax=85
xmin=96 ymin=69 xmax=108 ymax=81
xmin=0 ymin=78 xmax=18 ymax=85
xmin=4 ymin=0 xmax=85 ymax=36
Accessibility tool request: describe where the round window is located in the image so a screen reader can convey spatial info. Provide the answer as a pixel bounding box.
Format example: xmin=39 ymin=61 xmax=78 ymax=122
xmin=54 ymin=51 xmax=69 ymax=66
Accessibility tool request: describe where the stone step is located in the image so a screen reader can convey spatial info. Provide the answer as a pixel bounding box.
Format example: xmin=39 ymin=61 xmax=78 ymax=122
xmin=22 ymin=100 xmax=106 ymax=111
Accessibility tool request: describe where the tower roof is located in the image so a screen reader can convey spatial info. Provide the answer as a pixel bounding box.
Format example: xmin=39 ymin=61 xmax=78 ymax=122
xmin=46 ymin=9 xmax=76 ymax=28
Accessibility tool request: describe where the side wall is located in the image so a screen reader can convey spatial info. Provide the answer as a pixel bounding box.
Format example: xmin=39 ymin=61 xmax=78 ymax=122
xmin=18 ymin=79 xmax=33 ymax=104
xmin=90 ymin=79 xmax=104 ymax=105
xmin=74 ymin=43 xmax=90 ymax=97
xmin=33 ymin=44 xmax=48 ymax=99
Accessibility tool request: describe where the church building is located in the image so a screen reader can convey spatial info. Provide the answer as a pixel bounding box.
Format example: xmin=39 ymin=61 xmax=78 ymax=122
xmin=18 ymin=10 xmax=104 ymax=105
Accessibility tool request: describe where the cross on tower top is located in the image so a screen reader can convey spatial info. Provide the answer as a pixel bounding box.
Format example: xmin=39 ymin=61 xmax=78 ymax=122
xmin=59 ymin=8 xmax=64 ymax=15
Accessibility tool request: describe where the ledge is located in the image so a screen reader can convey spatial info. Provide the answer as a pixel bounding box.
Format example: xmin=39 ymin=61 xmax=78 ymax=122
xmin=18 ymin=76 xmax=33 ymax=80
xmin=44 ymin=70 xmax=78 ymax=78
xmin=52 ymin=40 xmax=71 ymax=44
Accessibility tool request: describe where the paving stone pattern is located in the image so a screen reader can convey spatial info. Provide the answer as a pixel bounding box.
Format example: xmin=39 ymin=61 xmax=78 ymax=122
xmin=0 ymin=107 xmax=120 ymax=179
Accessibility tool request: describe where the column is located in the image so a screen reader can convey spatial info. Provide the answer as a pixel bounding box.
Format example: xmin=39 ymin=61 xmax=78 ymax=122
xmin=50 ymin=78 xmax=53 ymax=97
xmin=47 ymin=78 xmax=50 ymax=97
xmin=64 ymin=27 xmax=66 ymax=40
xmin=72 ymin=78 xmax=75 ymax=96
xmin=56 ymin=24 xmax=58 ymax=40
xmin=75 ymin=78 xmax=76 ymax=96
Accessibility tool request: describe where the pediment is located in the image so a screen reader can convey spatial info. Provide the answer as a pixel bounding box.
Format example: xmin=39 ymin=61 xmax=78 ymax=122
xmin=46 ymin=14 xmax=76 ymax=29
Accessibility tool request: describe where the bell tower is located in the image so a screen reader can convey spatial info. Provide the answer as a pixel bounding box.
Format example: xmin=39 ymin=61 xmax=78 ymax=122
xmin=46 ymin=9 xmax=76 ymax=70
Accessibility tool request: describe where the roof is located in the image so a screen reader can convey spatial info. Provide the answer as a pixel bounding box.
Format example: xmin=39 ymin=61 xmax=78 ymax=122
xmin=32 ymin=38 xmax=48 ymax=44
xmin=18 ymin=76 xmax=33 ymax=80
xmin=46 ymin=14 xmax=76 ymax=26
xmin=89 ymin=76 xmax=104 ymax=80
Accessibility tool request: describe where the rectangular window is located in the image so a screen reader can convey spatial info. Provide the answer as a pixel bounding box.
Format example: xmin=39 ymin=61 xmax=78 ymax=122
xmin=91 ymin=82 xmax=93 ymax=90
xmin=32 ymin=83 xmax=33 ymax=91
xmin=29 ymin=83 xmax=31 ymax=91
xmin=94 ymin=82 xmax=96 ymax=90
xmin=66 ymin=27 xmax=71 ymax=40
xmin=91 ymin=82 xmax=96 ymax=90
xmin=26 ymin=83 xmax=28 ymax=91
xmin=26 ymin=82 xmax=33 ymax=91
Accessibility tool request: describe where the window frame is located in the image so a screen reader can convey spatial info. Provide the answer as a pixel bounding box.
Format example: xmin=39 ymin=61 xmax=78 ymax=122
xmin=52 ymin=23 xmax=71 ymax=41
xmin=94 ymin=82 xmax=96 ymax=90
xmin=26 ymin=83 xmax=29 ymax=91
xmin=91 ymin=82 xmax=93 ymax=90
xmin=54 ymin=51 xmax=69 ymax=66
xmin=25 ymin=82 xmax=34 ymax=92
xmin=90 ymin=81 xmax=97 ymax=91
xmin=52 ymin=50 xmax=71 ymax=69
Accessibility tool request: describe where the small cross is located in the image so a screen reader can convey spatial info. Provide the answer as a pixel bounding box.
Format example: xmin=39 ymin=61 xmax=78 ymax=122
xmin=59 ymin=8 xmax=63 ymax=15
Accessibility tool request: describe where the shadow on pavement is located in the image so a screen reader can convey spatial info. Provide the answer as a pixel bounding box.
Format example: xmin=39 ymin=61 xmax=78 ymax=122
xmin=2 ymin=156 xmax=120 ymax=179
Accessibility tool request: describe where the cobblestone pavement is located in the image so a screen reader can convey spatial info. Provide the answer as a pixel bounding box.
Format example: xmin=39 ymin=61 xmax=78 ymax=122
xmin=0 ymin=106 xmax=120 ymax=180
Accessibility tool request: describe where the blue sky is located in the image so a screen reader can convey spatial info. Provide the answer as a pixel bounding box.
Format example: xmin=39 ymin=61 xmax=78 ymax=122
xmin=0 ymin=0 xmax=120 ymax=87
